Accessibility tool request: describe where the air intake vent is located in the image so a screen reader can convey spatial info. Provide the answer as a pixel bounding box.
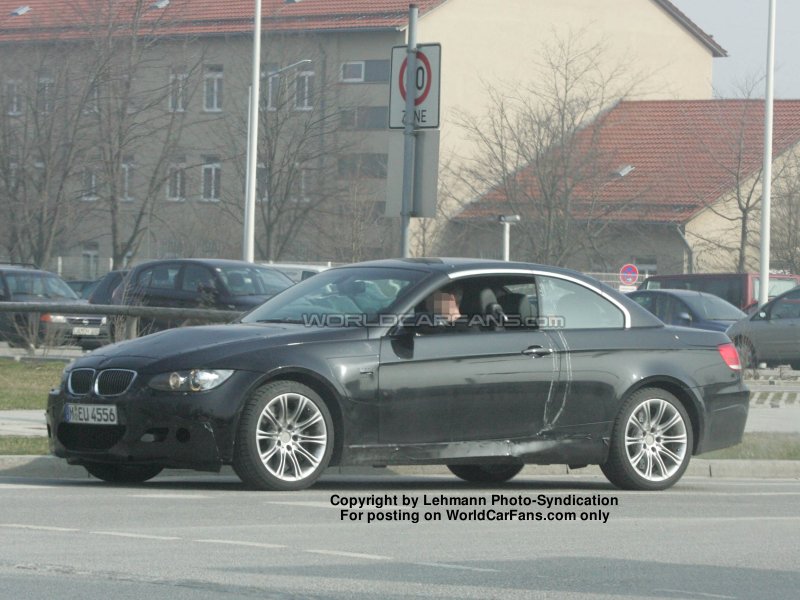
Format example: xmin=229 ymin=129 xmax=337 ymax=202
xmin=58 ymin=423 xmax=125 ymax=451
xmin=94 ymin=369 xmax=136 ymax=396
xmin=68 ymin=369 xmax=95 ymax=395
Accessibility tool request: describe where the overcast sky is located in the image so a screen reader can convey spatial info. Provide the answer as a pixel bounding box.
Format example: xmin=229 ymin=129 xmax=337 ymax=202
xmin=670 ymin=0 xmax=800 ymax=98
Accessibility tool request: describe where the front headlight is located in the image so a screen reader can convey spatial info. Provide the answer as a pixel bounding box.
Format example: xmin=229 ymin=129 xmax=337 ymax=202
xmin=148 ymin=369 xmax=235 ymax=392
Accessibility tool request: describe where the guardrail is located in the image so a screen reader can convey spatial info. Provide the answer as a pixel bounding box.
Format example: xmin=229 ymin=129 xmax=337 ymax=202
xmin=0 ymin=302 xmax=243 ymax=342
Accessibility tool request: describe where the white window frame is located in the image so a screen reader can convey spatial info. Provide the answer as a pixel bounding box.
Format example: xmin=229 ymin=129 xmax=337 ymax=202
xmin=201 ymin=159 xmax=221 ymax=201
xmin=263 ymin=65 xmax=280 ymax=111
xmin=37 ymin=74 xmax=54 ymax=114
xmin=290 ymin=167 xmax=310 ymax=203
xmin=203 ymin=65 xmax=223 ymax=112
xmin=5 ymin=79 xmax=22 ymax=116
xmin=168 ymin=71 xmax=188 ymax=113
xmin=256 ymin=162 xmax=269 ymax=202
xmin=340 ymin=61 xmax=365 ymax=83
xmin=167 ymin=163 xmax=186 ymax=201
xmin=121 ymin=159 xmax=134 ymax=202
xmin=81 ymin=167 xmax=98 ymax=201
xmin=294 ymin=70 xmax=314 ymax=111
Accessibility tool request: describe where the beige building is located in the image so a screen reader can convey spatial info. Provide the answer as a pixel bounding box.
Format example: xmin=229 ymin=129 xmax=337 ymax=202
xmin=0 ymin=0 xmax=724 ymax=278
xmin=452 ymin=99 xmax=800 ymax=276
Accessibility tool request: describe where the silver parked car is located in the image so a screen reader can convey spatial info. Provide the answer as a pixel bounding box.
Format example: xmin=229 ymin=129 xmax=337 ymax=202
xmin=726 ymin=286 xmax=800 ymax=368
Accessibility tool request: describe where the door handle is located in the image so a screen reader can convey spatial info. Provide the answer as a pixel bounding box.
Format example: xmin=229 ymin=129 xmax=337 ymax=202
xmin=522 ymin=345 xmax=553 ymax=357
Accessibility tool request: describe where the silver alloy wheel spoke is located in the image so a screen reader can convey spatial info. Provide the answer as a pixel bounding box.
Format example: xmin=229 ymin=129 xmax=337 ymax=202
xmin=256 ymin=392 xmax=327 ymax=482
xmin=625 ymin=398 xmax=687 ymax=482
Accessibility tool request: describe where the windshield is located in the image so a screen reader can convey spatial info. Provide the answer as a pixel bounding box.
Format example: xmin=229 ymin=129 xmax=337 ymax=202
xmin=683 ymin=293 xmax=745 ymax=321
xmin=218 ymin=266 xmax=293 ymax=297
xmin=242 ymin=266 xmax=429 ymax=325
xmin=6 ymin=272 xmax=79 ymax=300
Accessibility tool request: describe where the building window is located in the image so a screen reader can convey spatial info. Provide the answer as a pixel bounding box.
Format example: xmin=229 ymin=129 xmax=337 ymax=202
xmin=203 ymin=64 xmax=223 ymax=111
xmin=340 ymin=106 xmax=389 ymax=130
xmin=201 ymin=157 xmax=221 ymax=201
xmin=81 ymin=167 xmax=98 ymax=200
xmin=84 ymin=81 xmax=100 ymax=114
xmin=338 ymin=154 xmax=388 ymax=179
xmin=36 ymin=73 xmax=54 ymax=113
xmin=262 ymin=63 xmax=280 ymax=110
xmin=340 ymin=60 xmax=390 ymax=84
xmin=121 ymin=158 xmax=134 ymax=201
xmin=82 ymin=243 xmax=99 ymax=279
xmin=4 ymin=79 xmax=22 ymax=116
xmin=256 ymin=163 xmax=268 ymax=201
xmin=290 ymin=167 xmax=310 ymax=202
xmin=295 ymin=69 xmax=314 ymax=111
xmin=168 ymin=70 xmax=187 ymax=112
xmin=340 ymin=61 xmax=365 ymax=82
xmin=167 ymin=162 xmax=186 ymax=201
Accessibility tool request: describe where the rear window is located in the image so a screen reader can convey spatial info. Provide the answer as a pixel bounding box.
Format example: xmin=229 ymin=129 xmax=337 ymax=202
xmin=642 ymin=276 xmax=743 ymax=308
xmin=4 ymin=272 xmax=78 ymax=300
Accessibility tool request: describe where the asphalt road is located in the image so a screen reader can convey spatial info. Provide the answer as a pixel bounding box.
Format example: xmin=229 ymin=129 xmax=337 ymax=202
xmin=0 ymin=473 xmax=798 ymax=600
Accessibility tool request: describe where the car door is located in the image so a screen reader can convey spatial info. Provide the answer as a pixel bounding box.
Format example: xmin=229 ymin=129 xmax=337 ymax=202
xmin=536 ymin=275 xmax=628 ymax=430
xmin=377 ymin=274 xmax=561 ymax=444
xmin=754 ymin=289 xmax=800 ymax=364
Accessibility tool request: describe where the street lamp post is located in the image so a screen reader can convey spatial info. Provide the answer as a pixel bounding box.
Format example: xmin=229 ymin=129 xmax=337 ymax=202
xmin=242 ymin=0 xmax=310 ymax=262
xmin=498 ymin=215 xmax=520 ymax=261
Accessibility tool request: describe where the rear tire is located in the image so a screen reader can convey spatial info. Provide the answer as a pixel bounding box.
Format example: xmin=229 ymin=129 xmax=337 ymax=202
xmin=447 ymin=463 xmax=523 ymax=483
xmin=601 ymin=387 xmax=693 ymax=491
xmin=84 ymin=463 xmax=163 ymax=483
xmin=233 ymin=381 xmax=334 ymax=491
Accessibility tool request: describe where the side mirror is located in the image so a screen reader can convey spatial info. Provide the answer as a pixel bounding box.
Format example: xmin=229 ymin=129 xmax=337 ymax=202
xmin=676 ymin=311 xmax=692 ymax=325
xmin=759 ymin=310 xmax=768 ymax=320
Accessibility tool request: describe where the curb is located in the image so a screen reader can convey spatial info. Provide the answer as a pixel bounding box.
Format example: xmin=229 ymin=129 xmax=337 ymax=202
xmin=1 ymin=456 xmax=799 ymax=481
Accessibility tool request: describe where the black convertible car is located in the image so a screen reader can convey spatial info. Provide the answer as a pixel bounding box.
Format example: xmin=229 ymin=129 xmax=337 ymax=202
xmin=47 ymin=259 xmax=749 ymax=491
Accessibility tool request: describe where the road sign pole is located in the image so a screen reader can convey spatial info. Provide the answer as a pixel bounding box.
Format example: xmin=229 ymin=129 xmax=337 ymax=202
xmin=400 ymin=4 xmax=418 ymax=258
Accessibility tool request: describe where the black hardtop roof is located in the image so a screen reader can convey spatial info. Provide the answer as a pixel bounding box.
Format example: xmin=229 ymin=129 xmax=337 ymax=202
xmin=131 ymin=258 xmax=281 ymax=270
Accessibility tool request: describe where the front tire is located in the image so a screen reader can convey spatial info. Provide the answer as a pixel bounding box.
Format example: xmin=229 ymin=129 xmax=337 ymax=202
xmin=601 ymin=388 xmax=693 ymax=491
xmin=447 ymin=463 xmax=523 ymax=483
xmin=84 ymin=463 xmax=163 ymax=483
xmin=233 ymin=381 xmax=334 ymax=491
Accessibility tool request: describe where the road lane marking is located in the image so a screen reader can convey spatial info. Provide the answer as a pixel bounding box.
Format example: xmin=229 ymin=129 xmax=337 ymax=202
xmin=654 ymin=589 xmax=736 ymax=599
xmin=91 ymin=531 xmax=181 ymax=540
xmin=0 ymin=524 xmax=79 ymax=532
xmin=413 ymin=561 xmax=501 ymax=573
xmin=130 ymin=494 xmax=212 ymax=499
xmin=267 ymin=501 xmax=333 ymax=509
xmin=305 ymin=549 xmax=391 ymax=561
xmin=195 ymin=539 xmax=286 ymax=549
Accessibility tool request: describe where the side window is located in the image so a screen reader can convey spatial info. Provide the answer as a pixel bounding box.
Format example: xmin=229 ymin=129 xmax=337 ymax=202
xmin=139 ymin=265 xmax=178 ymax=290
xmin=181 ymin=265 xmax=216 ymax=292
xmin=770 ymin=290 xmax=800 ymax=319
xmin=537 ymin=276 xmax=623 ymax=329
xmin=630 ymin=293 xmax=655 ymax=314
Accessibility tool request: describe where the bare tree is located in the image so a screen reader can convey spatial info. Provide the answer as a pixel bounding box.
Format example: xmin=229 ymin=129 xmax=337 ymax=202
xmin=771 ymin=147 xmax=800 ymax=273
xmin=448 ymin=32 xmax=640 ymax=266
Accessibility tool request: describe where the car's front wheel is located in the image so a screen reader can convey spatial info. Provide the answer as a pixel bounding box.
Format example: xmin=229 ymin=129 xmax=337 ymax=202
xmin=233 ymin=381 xmax=334 ymax=491
xmin=447 ymin=463 xmax=523 ymax=483
xmin=84 ymin=463 xmax=163 ymax=483
xmin=601 ymin=388 xmax=693 ymax=491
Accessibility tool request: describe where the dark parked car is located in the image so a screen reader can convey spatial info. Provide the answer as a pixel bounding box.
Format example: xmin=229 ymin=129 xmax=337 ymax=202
xmin=47 ymin=258 xmax=748 ymax=491
xmin=88 ymin=270 xmax=128 ymax=306
xmin=727 ymin=286 xmax=800 ymax=369
xmin=67 ymin=279 xmax=101 ymax=299
xmin=111 ymin=259 xmax=293 ymax=332
xmin=627 ymin=289 xmax=745 ymax=332
xmin=0 ymin=265 xmax=106 ymax=349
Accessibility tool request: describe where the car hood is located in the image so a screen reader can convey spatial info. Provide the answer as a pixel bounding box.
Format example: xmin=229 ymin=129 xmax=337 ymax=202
xmin=79 ymin=322 xmax=368 ymax=371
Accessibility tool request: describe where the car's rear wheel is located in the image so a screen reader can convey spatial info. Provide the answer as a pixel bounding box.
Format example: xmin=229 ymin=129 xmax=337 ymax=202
xmin=447 ymin=463 xmax=523 ymax=483
xmin=84 ymin=463 xmax=163 ymax=483
xmin=233 ymin=381 xmax=334 ymax=491
xmin=601 ymin=387 xmax=693 ymax=491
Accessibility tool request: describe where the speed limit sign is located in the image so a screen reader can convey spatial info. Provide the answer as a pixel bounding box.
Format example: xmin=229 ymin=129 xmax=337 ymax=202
xmin=389 ymin=43 xmax=441 ymax=129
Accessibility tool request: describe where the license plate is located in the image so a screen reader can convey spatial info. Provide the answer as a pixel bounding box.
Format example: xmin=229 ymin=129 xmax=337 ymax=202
xmin=64 ymin=403 xmax=118 ymax=425
xmin=72 ymin=327 xmax=101 ymax=336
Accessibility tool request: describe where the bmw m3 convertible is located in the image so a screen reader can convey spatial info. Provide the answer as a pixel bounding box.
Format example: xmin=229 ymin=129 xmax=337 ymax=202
xmin=47 ymin=259 xmax=749 ymax=491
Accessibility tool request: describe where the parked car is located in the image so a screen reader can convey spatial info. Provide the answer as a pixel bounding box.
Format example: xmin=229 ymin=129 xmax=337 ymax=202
xmin=47 ymin=258 xmax=748 ymax=491
xmin=111 ymin=259 xmax=294 ymax=333
xmin=727 ymin=286 xmax=800 ymax=369
xmin=638 ymin=272 xmax=800 ymax=311
xmin=88 ymin=270 xmax=128 ymax=306
xmin=262 ymin=263 xmax=330 ymax=283
xmin=627 ymin=289 xmax=745 ymax=332
xmin=0 ymin=265 xmax=106 ymax=349
xmin=67 ymin=279 xmax=101 ymax=299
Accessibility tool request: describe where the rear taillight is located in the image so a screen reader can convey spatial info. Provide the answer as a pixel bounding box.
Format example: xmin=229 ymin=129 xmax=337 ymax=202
xmin=718 ymin=343 xmax=741 ymax=371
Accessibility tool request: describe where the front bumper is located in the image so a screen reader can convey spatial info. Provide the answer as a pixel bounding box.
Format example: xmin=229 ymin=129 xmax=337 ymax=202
xmin=46 ymin=371 xmax=260 ymax=471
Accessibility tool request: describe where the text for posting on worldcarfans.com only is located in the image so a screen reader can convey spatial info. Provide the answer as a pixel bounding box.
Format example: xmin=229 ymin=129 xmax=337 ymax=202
xmin=330 ymin=493 xmax=620 ymax=525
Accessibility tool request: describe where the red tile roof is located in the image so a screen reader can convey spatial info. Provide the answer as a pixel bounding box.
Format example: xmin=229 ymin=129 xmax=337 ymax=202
xmin=459 ymin=100 xmax=800 ymax=224
xmin=0 ymin=1 xmax=447 ymax=42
